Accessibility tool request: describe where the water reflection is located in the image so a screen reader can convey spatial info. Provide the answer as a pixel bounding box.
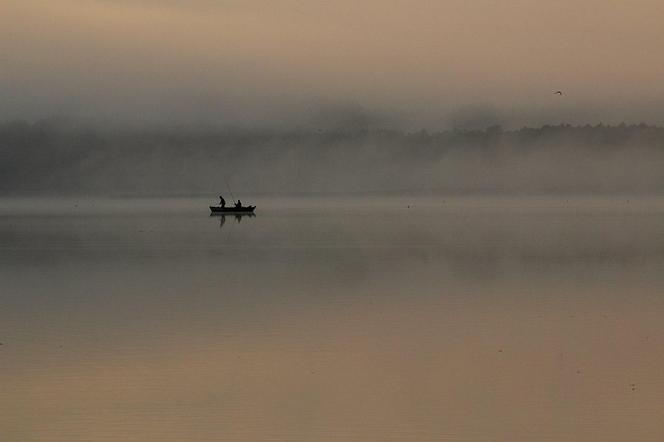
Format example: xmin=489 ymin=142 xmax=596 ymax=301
xmin=1 ymin=197 xmax=664 ymax=441
xmin=211 ymin=212 xmax=256 ymax=229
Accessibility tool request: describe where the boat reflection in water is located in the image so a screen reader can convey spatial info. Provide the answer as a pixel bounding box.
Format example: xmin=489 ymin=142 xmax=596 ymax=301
xmin=211 ymin=212 xmax=256 ymax=229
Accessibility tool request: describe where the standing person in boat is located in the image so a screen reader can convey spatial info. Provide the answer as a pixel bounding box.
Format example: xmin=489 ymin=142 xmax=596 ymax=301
xmin=235 ymin=199 xmax=242 ymax=208
xmin=219 ymin=196 xmax=226 ymax=208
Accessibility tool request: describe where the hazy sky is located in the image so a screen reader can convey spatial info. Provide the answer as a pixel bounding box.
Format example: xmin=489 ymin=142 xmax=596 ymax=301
xmin=2 ymin=0 xmax=664 ymax=128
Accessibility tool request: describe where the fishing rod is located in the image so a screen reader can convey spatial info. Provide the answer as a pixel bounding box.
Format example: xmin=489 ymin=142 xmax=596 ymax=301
xmin=224 ymin=177 xmax=237 ymax=204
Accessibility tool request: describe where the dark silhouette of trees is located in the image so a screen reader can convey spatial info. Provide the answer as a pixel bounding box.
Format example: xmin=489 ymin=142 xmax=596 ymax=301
xmin=1 ymin=120 xmax=664 ymax=194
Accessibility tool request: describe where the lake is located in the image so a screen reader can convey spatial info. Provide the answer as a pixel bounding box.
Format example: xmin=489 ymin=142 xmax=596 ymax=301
xmin=2 ymin=196 xmax=664 ymax=441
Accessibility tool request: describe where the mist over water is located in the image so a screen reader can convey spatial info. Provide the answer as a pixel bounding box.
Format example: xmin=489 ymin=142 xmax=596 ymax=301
xmin=4 ymin=1 xmax=664 ymax=440
xmin=2 ymin=196 xmax=664 ymax=441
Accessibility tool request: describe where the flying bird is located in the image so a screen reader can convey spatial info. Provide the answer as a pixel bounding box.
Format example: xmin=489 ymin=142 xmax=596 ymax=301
xmin=554 ymin=91 xmax=563 ymax=95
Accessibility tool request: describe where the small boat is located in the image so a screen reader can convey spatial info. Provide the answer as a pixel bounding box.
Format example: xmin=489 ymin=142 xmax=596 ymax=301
xmin=209 ymin=205 xmax=256 ymax=214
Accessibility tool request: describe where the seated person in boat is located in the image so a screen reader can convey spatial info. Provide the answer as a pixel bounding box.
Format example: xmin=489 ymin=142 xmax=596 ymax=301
xmin=235 ymin=199 xmax=242 ymax=208
xmin=219 ymin=196 xmax=226 ymax=207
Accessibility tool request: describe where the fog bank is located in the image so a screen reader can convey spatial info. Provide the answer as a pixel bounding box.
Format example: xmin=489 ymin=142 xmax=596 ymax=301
xmin=2 ymin=121 xmax=664 ymax=196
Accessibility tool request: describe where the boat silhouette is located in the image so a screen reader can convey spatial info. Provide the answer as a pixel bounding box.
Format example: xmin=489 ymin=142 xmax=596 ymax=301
xmin=209 ymin=205 xmax=256 ymax=214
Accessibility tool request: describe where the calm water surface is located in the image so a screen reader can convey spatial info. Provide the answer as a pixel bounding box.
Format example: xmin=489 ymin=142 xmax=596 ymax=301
xmin=2 ymin=196 xmax=664 ymax=441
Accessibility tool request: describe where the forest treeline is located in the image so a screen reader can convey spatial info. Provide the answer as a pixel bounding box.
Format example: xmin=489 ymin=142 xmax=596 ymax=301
xmin=2 ymin=120 xmax=664 ymax=195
